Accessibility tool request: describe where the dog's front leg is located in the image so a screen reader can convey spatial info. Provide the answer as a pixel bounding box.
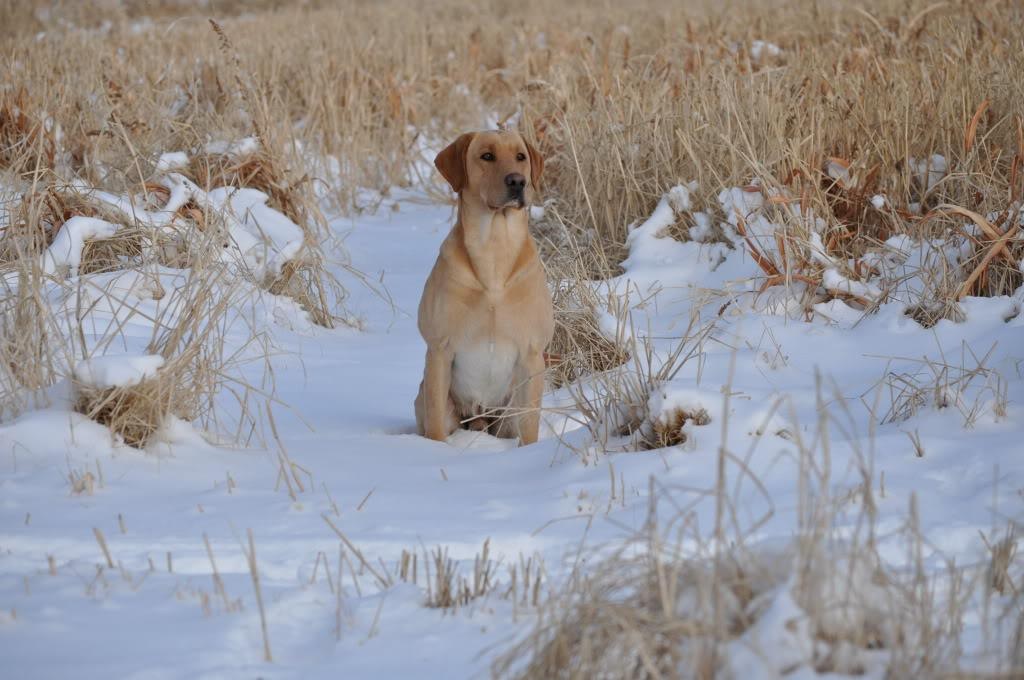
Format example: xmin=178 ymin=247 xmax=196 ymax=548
xmin=513 ymin=349 xmax=546 ymax=445
xmin=422 ymin=345 xmax=455 ymax=441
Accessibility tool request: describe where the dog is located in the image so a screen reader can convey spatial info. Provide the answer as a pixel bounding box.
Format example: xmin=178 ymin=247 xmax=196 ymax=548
xmin=414 ymin=130 xmax=554 ymax=445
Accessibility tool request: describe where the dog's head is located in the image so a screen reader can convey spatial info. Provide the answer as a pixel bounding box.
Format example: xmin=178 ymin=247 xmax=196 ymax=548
xmin=434 ymin=130 xmax=543 ymax=211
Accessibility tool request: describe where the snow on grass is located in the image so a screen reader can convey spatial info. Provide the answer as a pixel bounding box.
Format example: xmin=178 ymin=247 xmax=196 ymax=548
xmin=204 ymin=136 xmax=260 ymax=157
xmin=72 ymin=354 xmax=165 ymax=389
xmin=749 ymin=39 xmax=782 ymax=62
xmin=64 ymin=170 xmax=307 ymax=284
xmin=910 ymin=153 xmax=948 ymax=195
xmin=155 ymin=151 xmax=189 ymax=173
xmin=644 ymin=384 xmax=715 ymax=448
xmin=821 ymin=266 xmax=883 ymax=300
xmin=206 ymin=185 xmax=306 ymax=280
xmin=84 ymin=174 xmax=192 ymax=231
xmin=624 ymin=183 xmax=692 ymax=245
xmin=724 ymin=546 xmax=896 ymax=679
xmin=40 ymin=215 xmax=119 ymax=277
xmin=621 ymin=182 xmax=733 ymax=287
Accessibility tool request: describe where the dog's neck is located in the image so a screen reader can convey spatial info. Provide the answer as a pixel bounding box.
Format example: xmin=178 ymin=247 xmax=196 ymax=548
xmin=456 ymin=196 xmax=530 ymax=293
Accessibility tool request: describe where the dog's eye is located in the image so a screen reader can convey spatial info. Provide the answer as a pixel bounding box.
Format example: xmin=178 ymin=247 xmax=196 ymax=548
xmin=481 ymin=152 xmax=495 ymax=161
xmin=516 ymin=152 xmax=526 ymax=162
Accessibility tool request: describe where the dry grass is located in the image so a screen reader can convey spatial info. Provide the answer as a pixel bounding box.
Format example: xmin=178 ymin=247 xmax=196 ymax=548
xmin=496 ymin=383 xmax=1022 ymax=679
xmin=0 ymin=268 xmax=59 ymax=419
xmin=67 ymin=465 xmax=96 ymax=496
xmin=564 ymin=313 xmax=714 ymax=456
xmin=492 ymin=501 xmax=926 ymax=678
xmin=535 ymin=211 xmax=633 ymax=387
xmin=877 ymin=341 xmax=1009 ymax=427
xmin=69 ymin=265 xmax=265 ymax=447
xmin=74 ymin=379 xmax=172 ymax=448
xmin=983 ymin=526 xmax=1018 ymax=598
xmin=421 ymin=541 xmax=499 ymax=611
xmin=5 ymin=1 xmax=1016 ymax=223
xmin=649 ymin=402 xmax=712 ymax=449
xmin=393 ymin=539 xmax=546 ymax=613
xmin=0 ymin=4 xmax=368 ymax=433
xmin=1 ymin=1 xmax=1021 ymax=401
xmin=1 ymin=11 xmax=351 ymax=328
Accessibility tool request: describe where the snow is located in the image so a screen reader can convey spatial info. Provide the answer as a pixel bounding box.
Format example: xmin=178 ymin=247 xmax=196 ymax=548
xmin=1 ymin=178 xmax=1022 ymax=679
xmin=727 ymin=586 xmax=818 ymax=679
xmin=596 ymin=307 xmax=634 ymax=346
xmin=826 ymin=158 xmax=853 ymax=188
xmin=155 ymin=151 xmax=190 ymax=173
xmin=822 ymin=267 xmax=883 ymax=300
xmin=910 ymin=154 xmax=947 ymax=195
xmin=72 ymin=174 xmax=306 ymax=282
xmin=73 ymin=354 xmax=165 ymax=389
xmin=621 ymin=183 xmax=733 ymax=287
xmin=205 ymin=137 xmax=260 ymax=157
xmin=723 ymin=545 xmax=896 ymax=679
xmin=645 ymin=385 xmax=716 ymax=448
xmin=205 ymin=186 xmax=306 ymax=280
xmin=85 ymin=175 xmax=190 ymax=231
xmin=40 ymin=215 xmax=120 ymax=277
xmin=750 ymin=40 xmax=782 ymax=62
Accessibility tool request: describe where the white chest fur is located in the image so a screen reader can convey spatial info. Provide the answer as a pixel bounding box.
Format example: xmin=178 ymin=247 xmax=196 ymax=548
xmin=450 ymin=339 xmax=519 ymax=409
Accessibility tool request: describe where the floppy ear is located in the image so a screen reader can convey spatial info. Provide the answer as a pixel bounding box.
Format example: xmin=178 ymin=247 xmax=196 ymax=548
xmin=525 ymin=139 xmax=544 ymax=190
xmin=434 ymin=132 xmax=475 ymax=193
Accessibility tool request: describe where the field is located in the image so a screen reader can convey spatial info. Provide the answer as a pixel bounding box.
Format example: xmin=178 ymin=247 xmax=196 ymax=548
xmin=1 ymin=0 xmax=1022 ymax=677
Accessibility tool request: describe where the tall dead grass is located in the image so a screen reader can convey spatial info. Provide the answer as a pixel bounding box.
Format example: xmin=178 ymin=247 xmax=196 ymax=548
xmin=391 ymin=539 xmax=546 ymax=613
xmin=6 ymin=2 xmax=1012 ymax=212
xmin=0 ymin=1 xmax=1018 ymax=415
xmin=495 ymin=380 xmax=1023 ymax=678
xmin=3 ymin=2 xmax=1021 ymax=337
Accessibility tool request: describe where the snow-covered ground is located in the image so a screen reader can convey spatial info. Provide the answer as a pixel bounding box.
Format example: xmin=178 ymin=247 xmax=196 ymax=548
xmin=1 ymin=182 xmax=1022 ymax=677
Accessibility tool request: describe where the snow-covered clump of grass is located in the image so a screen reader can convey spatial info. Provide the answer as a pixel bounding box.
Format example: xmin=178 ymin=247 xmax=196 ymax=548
xmin=0 ymin=162 xmax=287 ymax=444
xmin=73 ymin=354 xmax=165 ymax=390
xmin=72 ymin=354 xmax=172 ymax=448
xmin=65 ymin=264 xmax=270 ymax=448
xmin=564 ymin=311 xmax=713 ymax=457
xmin=40 ymin=215 xmax=120 ymax=277
xmin=645 ymin=386 xmax=714 ymax=449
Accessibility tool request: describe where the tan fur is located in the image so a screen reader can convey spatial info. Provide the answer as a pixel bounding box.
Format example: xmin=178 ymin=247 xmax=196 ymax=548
xmin=415 ymin=130 xmax=553 ymax=445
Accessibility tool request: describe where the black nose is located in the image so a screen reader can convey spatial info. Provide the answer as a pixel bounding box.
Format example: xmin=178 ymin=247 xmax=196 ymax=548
xmin=505 ymin=173 xmax=526 ymax=193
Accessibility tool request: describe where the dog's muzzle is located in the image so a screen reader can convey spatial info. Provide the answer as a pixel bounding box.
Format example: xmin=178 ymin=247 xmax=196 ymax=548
xmin=504 ymin=172 xmax=526 ymax=207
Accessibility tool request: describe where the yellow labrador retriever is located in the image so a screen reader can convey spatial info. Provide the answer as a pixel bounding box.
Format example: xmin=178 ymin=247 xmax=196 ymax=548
xmin=414 ymin=130 xmax=554 ymax=445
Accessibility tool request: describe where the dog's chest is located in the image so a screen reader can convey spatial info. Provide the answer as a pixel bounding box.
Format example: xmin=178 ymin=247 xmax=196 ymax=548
xmin=451 ymin=338 xmax=518 ymax=408
xmin=463 ymin=212 xmax=520 ymax=291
